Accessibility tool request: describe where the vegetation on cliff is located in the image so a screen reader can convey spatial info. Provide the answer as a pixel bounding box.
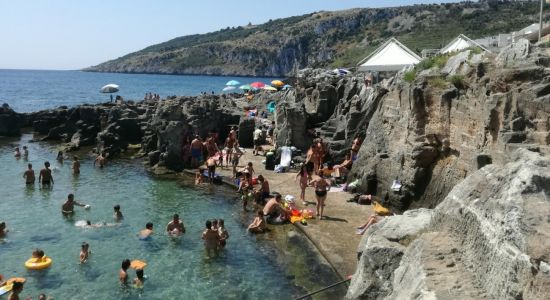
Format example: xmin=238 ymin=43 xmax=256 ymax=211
xmin=86 ymin=1 xmax=543 ymax=76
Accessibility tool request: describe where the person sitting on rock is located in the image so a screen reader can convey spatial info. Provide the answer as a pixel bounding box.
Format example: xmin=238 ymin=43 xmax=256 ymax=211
xmin=248 ymin=210 xmax=267 ymax=234
xmin=351 ymin=135 xmax=363 ymax=161
xmin=333 ymin=151 xmax=353 ymax=179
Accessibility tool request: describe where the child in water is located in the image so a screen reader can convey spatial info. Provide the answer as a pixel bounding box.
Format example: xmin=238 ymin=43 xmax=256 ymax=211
xmin=79 ymin=242 xmax=90 ymax=264
xmin=32 ymin=249 xmax=45 ymax=262
xmin=195 ymin=169 xmax=204 ymax=185
xmin=218 ymin=219 xmax=229 ymax=248
xmin=119 ymin=259 xmax=131 ymax=284
xmin=8 ymin=281 xmax=23 ymax=300
xmin=133 ymin=269 xmax=145 ymax=288
xmin=113 ymin=205 xmax=123 ymax=221
xmin=211 ymin=219 xmax=218 ymax=231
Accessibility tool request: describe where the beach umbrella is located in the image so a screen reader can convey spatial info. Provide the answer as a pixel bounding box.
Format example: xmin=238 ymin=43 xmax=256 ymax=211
xmin=250 ymin=82 xmax=266 ymax=89
xmin=100 ymin=84 xmax=119 ymax=93
xmin=222 ymin=86 xmax=236 ymax=92
xmin=239 ymin=84 xmax=252 ymax=90
xmin=282 ymin=84 xmax=293 ymax=90
xmin=226 ymin=80 xmax=241 ymax=86
xmin=263 ymin=86 xmax=277 ymax=91
xmin=271 ymin=80 xmax=284 ymax=87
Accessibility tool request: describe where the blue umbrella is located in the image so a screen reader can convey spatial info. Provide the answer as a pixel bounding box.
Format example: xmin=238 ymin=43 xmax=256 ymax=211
xmin=226 ymin=80 xmax=241 ymax=86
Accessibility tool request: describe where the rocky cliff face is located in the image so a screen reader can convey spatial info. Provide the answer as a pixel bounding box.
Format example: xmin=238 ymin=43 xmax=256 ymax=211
xmin=277 ymin=40 xmax=549 ymax=213
xmin=84 ymin=1 xmax=541 ymax=76
xmin=347 ymin=149 xmax=550 ymax=299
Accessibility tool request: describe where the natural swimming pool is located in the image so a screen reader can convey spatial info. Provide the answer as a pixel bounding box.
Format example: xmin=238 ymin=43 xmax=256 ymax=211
xmin=0 ymin=134 xmax=345 ymax=299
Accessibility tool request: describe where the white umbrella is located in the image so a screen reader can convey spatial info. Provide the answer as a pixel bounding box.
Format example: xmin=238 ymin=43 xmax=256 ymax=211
xmin=100 ymin=84 xmax=119 ymax=93
xmin=222 ymin=86 xmax=236 ymax=92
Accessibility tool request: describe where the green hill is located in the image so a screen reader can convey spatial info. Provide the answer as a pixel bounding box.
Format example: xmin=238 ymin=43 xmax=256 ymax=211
xmin=85 ymin=1 xmax=544 ymax=76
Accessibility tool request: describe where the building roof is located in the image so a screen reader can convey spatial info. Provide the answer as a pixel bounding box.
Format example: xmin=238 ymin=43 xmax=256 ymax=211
xmin=357 ymin=38 xmax=421 ymax=72
xmin=440 ymin=34 xmax=491 ymax=54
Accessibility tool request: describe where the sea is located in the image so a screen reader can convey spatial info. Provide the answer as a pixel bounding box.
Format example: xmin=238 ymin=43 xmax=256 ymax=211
xmin=0 ymin=70 xmax=346 ymax=299
xmin=0 ymin=69 xmax=277 ymax=113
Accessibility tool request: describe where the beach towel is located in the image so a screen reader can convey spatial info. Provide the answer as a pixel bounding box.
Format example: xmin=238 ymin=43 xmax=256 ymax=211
xmin=373 ymin=201 xmax=391 ymax=216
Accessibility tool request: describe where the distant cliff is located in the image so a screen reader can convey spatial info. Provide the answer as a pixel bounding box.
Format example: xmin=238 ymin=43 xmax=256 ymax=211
xmin=85 ymin=1 xmax=543 ymax=77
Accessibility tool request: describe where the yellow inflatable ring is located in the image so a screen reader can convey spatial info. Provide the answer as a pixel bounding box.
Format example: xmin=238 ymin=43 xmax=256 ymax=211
xmin=24 ymin=256 xmax=52 ymax=270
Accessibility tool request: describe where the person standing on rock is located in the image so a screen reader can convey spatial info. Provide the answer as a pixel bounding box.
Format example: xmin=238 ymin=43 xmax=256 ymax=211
xmin=253 ymin=125 xmax=263 ymax=156
xmin=23 ymin=163 xmax=35 ymax=185
xmin=310 ymin=173 xmax=331 ymax=219
xmin=39 ymin=161 xmax=54 ymax=186
xmin=296 ymin=164 xmax=311 ymax=205
xmin=190 ymin=135 xmax=204 ymax=168
xmin=206 ymin=156 xmax=217 ymax=183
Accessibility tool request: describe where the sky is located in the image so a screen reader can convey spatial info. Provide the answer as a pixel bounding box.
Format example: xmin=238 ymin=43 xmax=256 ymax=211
xmin=0 ymin=0 xmax=461 ymax=70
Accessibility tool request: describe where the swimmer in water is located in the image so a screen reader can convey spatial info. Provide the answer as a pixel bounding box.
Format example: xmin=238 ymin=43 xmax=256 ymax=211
xmin=22 ymin=146 xmax=28 ymax=158
xmin=8 ymin=281 xmax=24 ymax=300
xmin=94 ymin=152 xmax=106 ymax=168
xmin=79 ymin=242 xmax=90 ymax=264
xmin=72 ymin=156 xmax=80 ymax=175
xmin=14 ymin=147 xmax=21 ymax=158
xmin=0 ymin=222 xmax=8 ymax=238
xmin=133 ymin=269 xmax=145 ymax=288
xmin=113 ymin=205 xmax=123 ymax=221
xmin=119 ymin=259 xmax=131 ymax=285
xmin=166 ymin=214 xmax=185 ymax=236
xmin=202 ymin=220 xmax=220 ymax=257
xmin=23 ymin=163 xmax=35 ymax=185
xmin=138 ymin=222 xmax=153 ymax=240
xmin=61 ymin=193 xmax=90 ymax=215
xmin=39 ymin=161 xmax=54 ymax=186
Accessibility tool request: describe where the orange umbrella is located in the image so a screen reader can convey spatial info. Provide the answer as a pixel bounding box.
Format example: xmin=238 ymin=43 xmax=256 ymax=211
xmin=271 ymin=80 xmax=284 ymax=87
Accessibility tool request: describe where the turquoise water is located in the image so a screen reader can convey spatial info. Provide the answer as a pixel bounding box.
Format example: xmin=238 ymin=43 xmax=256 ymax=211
xmin=0 ymin=69 xmax=277 ymax=113
xmin=0 ymin=134 xmax=312 ymax=299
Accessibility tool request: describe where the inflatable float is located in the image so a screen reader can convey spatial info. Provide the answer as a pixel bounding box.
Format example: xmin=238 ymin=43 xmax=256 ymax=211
xmin=130 ymin=259 xmax=147 ymax=270
xmin=24 ymin=256 xmax=52 ymax=270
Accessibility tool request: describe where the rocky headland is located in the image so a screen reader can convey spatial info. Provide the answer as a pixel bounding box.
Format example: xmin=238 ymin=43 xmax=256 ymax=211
xmin=1 ymin=39 xmax=549 ymax=299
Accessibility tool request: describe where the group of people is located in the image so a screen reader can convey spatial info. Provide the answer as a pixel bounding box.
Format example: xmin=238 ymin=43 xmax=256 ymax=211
xmin=143 ymin=93 xmax=160 ymax=102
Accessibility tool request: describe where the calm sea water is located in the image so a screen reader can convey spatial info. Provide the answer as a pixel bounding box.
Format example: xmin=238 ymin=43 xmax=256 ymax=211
xmin=0 ymin=134 xmax=345 ymax=299
xmin=0 ymin=69 xmax=277 ymax=113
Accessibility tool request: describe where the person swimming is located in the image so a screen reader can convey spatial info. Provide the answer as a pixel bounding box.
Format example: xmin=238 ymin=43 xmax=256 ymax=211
xmin=138 ymin=222 xmax=153 ymax=240
xmin=119 ymin=259 xmax=131 ymax=285
xmin=166 ymin=214 xmax=185 ymax=236
xmin=133 ymin=269 xmax=145 ymax=288
xmin=79 ymin=242 xmax=90 ymax=264
xmin=14 ymin=147 xmax=21 ymax=158
xmin=113 ymin=205 xmax=123 ymax=221
xmin=0 ymin=222 xmax=8 ymax=238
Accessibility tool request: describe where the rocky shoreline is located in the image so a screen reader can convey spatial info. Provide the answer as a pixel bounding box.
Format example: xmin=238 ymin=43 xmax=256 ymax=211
xmin=1 ymin=39 xmax=549 ymax=299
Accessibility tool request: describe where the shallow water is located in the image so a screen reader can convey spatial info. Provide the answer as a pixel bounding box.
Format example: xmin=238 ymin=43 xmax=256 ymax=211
xmin=0 ymin=134 xmax=346 ymax=299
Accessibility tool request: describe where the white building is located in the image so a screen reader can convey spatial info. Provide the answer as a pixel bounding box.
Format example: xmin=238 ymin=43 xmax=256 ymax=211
xmin=440 ymin=34 xmax=491 ymax=54
xmin=357 ymin=38 xmax=421 ymax=72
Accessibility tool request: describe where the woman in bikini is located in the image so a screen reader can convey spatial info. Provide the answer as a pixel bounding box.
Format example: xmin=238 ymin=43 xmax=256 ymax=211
xmin=311 ymin=173 xmax=331 ymax=219
xmin=296 ymin=164 xmax=311 ymax=205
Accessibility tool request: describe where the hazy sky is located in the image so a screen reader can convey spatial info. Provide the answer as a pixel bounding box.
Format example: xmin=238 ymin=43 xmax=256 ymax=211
xmin=0 ymin=0 xmax=461 ymax=70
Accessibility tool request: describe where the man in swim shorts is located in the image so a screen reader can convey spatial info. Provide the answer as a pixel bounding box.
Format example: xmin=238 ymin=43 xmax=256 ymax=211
xmin=94 ymin=152 xmax=106 ymax=168
xmin=166 ymin=214 xmax=185 ymax=235
xmin=252 ymin=125 xmax=263 ymax=155
xmin=38 ymin=161 xmax=54 ymax=186
xmin=206 ymin=157 xmax=216 ymax=183
xmin=61 ymin=193 xmax=90 ymax=215
xmin=263 ymin=193 xmax=282 ymax=220
xmin=23 ymin=163 xmax=35 ymax=185
xmin=190 ymin=135 xmax=203 ymax=167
